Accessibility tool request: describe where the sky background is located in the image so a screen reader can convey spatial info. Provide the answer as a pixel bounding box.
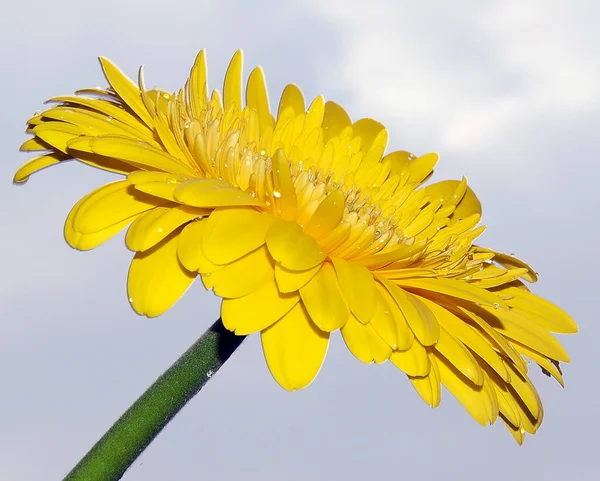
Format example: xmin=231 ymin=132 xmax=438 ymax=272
xmin=1 ymin=0 xmax=598 ymax=480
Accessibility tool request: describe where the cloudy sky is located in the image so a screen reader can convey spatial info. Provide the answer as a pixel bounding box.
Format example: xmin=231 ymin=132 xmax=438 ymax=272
xmin=1 ymin=0 xmax=598 ymax=479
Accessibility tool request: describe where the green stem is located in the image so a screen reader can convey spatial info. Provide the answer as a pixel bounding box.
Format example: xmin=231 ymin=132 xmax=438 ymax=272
xmin=63 ymin=319 xmax=246 ymax=481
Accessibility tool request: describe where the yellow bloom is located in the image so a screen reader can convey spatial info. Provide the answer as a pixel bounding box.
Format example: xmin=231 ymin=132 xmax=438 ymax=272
xmin=17 ymin=50 xmax=577 ymax=443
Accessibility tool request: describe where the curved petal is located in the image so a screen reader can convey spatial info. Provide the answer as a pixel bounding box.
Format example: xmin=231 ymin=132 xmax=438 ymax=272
xmin=127 ymin=229 xmax=196 ymax=317
xmin=380 ymin=279 xmax=439 ymax=346
xmin=277 ymin=84 xmax=305 ymax=120
xmin=300 ymin=262 xmax=349 ymax=332
xmin=275 ymin=263 xmax=321 ymax=293
xmin=221 ymin=280 xmax=300 ymax=335
xmin=261 ymin=303 xmax=329 ymax=391
xmin=246 ymin=66 xmax=274 ymax=132
xmin=322 ymin=101 xmax=351 ymax=142
xmin=223 ymin=50 xmax=243 ymax=111
xmin=266 ymin=220 xmax=326 ymax=270
xmin=65 ymin=180 xmax=166 ymax=250
xmin=202 ymin=207 xmax=274 ymax=264
xmin=331 ymin=257 xmax=377 ymax=324
xmin=174 ymin=178 xmax=263 ymax=208
xmin=212 ymin=246 xmax=275 ymax=298
xmin=389 ymin=340 xmax=430 ymax=377
xmin=341 ymin=314 xmax=391 ymax=364
xmin=126 ymin=204 xmax=205 ymax=252
xmin=409 ymin=352 xmax=441 ymax=408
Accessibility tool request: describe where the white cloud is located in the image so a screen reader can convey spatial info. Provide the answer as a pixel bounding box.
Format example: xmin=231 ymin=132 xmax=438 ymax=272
xmin=310 ymin=0 xmax=600 ymax=174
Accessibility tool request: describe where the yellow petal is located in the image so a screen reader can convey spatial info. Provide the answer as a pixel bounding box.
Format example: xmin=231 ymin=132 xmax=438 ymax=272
xmin=65 ymin=180 xmax=165 ymax=250
xmin=424 ymin=179 xmax=481 ymax=221
xmin=489 ymin=251 xmax=538 ymax=283
xmin=304 ymin=189 xmax=345 ymax=240
xmin=266 ymin=220 xmax=326 ymax=270
xmin=419 ymin=297 xmax=510 ymax=382
xmin=174 ymin=178 xmax=264 ymax=208
xmin=375 ymin=282 xmax=414 ymax=350
xmin=221 ymin=280 xmax=299 ymax=335
xmin=398 ymin=277 xmax=507 ymax=309
xmin=202 ymin=207 xmax=274 ymax=264
xmin=13 ymin=152 xmax=67 ymax=183
xmin=98 ymin=56 xmax=154 ymax=127
xmin=277 ymin=84 xmax=305 ymax=120
xmin=275 ymin=263 xmax=320 ymax=293
xmin=436 ymin=354 xmax=491 ymax=426
xmin=261 ymin=303 xmax=329 ymax=391
xmin=300 ymin=262 xmax=349 ymax=332
xmin=331 ymin=257 xmax=378 ymax=324
xmin=126 ymin=204 xmax=204 ymax=252
xmin=481 ymin=306 xmax=570 ymax=362
xmin=435 ymin=326 xmax=484 ymax=386
xmin=68 ymin=136 xmax=197 ymax=176
xmin=176 ymin=220 xmax=218 ymax=274
xmin=341 ymin=314 xmax=392 ymax=364
xmin=223 ymin=50 xmax=243 ymax=111
xmin=127 ymin=229 xmax=196 ymax=317
xmin=369 ymin=290 xmax=398 ymax=348
xmin=187 ymin=50 xmax=209 ymax=119
xmin=271 ymin=149 xmax=298 ymax=221
xmin=409 ymin=352 xmax=441 ymax=408
xmin=212 ymin=246 xmax=275 ymax=298
xmin=380 ymin=279 xmax=439 ymax=346
xmin=322 ymin=101 xmax=351 ymax=142
xmin=407 ymin=153 xmax=438 ymax=185
xmin=352 ymin=118 xmax=386 ymax=152
xmin=505 ymin=362 xmax=542 ymax=421
xmin=501 ymin=287 xmax=578 ymax=334
xmin=246 ymin=66 xmax=274 ymax=132
xmin=128 ymin=170 xmax=178 ymax=202
xmin=389 ymin=340 xmax=430 ymax=376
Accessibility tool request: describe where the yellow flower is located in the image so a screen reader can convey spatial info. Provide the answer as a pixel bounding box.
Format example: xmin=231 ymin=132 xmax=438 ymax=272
xmin=17 ymin=50 xmax=577 ymax=443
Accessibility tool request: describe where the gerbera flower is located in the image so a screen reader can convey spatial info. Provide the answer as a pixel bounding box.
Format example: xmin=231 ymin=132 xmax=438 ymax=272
xmin=16 ymin=50 xmax=577 ymax=443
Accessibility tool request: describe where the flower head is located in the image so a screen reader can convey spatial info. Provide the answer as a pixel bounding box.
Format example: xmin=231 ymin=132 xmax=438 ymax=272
xmin=17 ymin=50 xmax=577 ymax=443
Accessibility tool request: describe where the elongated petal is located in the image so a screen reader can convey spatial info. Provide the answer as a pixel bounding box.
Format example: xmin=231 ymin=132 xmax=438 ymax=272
xmin=398 ymin=277 xmax=506 ymax=309
xmin=126 ymin=204 xmax=204 ymax=252
xmin=409 ymin=352 xmax=441 ymax=408
xmin=331 ymin=257 xmax=378 ymax=324
xmin=223 ymin=50 xmax=243 ymax=110
xmin=202 ymin=207 xmax=274 ymax=264
xmin=380 ymin=279 xmax=439 ymax=346
xmin=13 ymin=152 xmax=68 ymax=183
xmin=262 ymin=303 xmax=329 ymax=391
xmin=436 ymin=354 xmax=491 ymax=426
xmin=341 ymin=314 xmax=392 ymax=364
xmin=300 ymin=262 xmax=349 ymax=332
xmin=277 ymin=84 xmax=305 ymax=119
xmin=127 ymin=230 xmax=196 ymax=317
xmin=212 ymin=246 xmax=275 ymax=298
xmin=389 ymin=340 xmax=430 ymax=377
xmin=177 ymin=220 xmax=218 ymax=274
xmin=266 ymin=220 xmax=326 ymax=270
xmin=435 ymin=326 xmax=484 ymax=386
xmin=174 ymin=179 xmax=264 ymax=208
xmin=304 ymin=189 xmax=345 ymax=239
xmin=65 ymin=180 xmax=165 ymax=250
xmin=68 ymin=136 xmax=197 ymax=176
xmin=221 ymin=281 xmax=299 ymax=335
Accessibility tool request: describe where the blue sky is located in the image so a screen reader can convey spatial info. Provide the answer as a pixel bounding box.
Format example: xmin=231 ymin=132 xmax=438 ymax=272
xmin=1 ymin=0 xmax=598 ymax=479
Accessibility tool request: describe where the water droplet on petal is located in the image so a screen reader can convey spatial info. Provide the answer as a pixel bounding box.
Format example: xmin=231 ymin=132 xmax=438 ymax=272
xmin=493 ymin=302 xmax=500 ymax=309
xmin=129 ymin=297 xmax=134 ymax=303
xmin=157 ymin=227 xmax=163 ymax=233
xmin=106 ymin=115 xmax=113 ymax=122
xmin=510 ymin=253 xmax=515 ymax=257
xmin=273 ymin=190 xmax=282 ymax=198
xmin=207 ymin=370 xmax=214 ymax=378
